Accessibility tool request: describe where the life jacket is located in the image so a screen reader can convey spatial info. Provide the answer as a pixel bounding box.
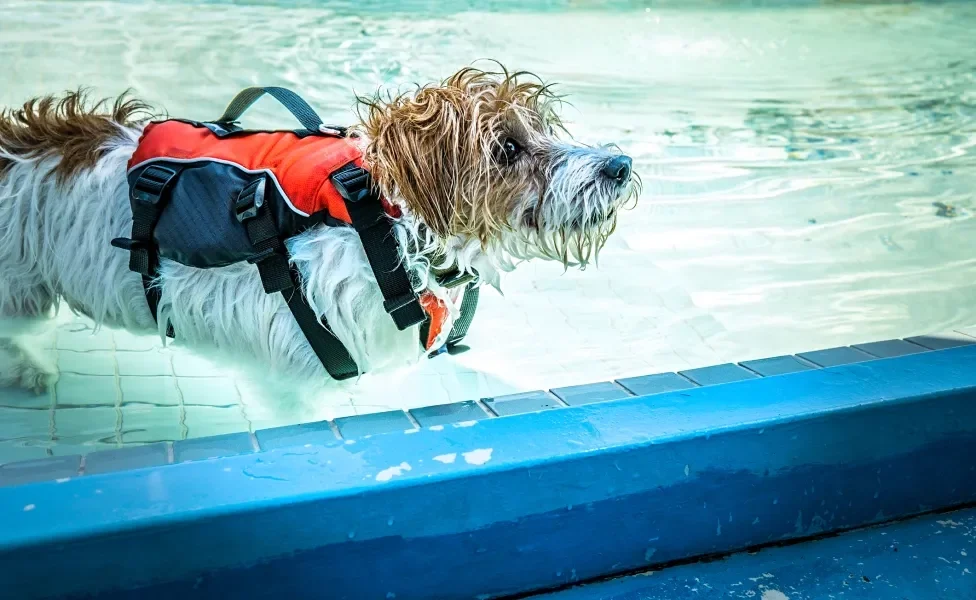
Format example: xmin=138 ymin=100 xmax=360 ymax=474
xmin=112 ymin=87 xmax=478 ymax=380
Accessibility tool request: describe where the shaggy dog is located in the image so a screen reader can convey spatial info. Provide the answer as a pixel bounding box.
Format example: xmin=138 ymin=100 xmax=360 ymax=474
xmin=0 ymin=66 xmax=637 ymax=393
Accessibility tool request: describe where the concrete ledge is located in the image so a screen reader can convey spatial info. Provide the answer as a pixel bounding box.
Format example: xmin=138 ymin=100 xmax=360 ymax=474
xmin=0 ymin=344 xmax=974 ymax=599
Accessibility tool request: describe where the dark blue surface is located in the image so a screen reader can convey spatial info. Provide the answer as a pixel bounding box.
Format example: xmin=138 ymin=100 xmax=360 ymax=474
xmin=255 ymin=421 xmax=338 ymax=451
xmin=485 ymin=390 xmax=564 ymax=416
xmin=1 ymin=346 xmax=974 ymax=600
xmin=0 ymin=455 xmax=79 ymax=488
xmin=739 ymin=355 xmax=815 ymax=377
xmin=680 ymin=363 xmax=759 ymax=386
xmin=853 ymin=339 xmax=927 ymax=358
xmin=796 ymin=346 xmax=874 ymax=368
xmin=907 ymin=332 xmax=976 ymax=351
xmin=616 ymin=372 xmax=697 ymax=396
xmin=173 ymin=432 xmax=254 ymax=462
xmin=334 ymin=410 xmax=413 ymax=437
xmin=409 ymin=400 xmax=488 ymax=427
xmin=84 ymin=444 xmax=169 ymax=476
xmin=533 ymin=507 xmax=976 ymax=599
xmin=551 ymin=382 xmax=633 ymax=406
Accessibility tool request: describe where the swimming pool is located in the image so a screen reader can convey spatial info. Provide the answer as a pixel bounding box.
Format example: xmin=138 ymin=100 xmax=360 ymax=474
xmin=1 ymin=0 xmax=975 ymax=460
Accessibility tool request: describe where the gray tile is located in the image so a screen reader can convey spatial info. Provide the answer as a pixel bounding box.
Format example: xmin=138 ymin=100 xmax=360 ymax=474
xmin=551 ymin=381 xmax=633 ymax=406
xmin=335 ymin=410 xmax=414 ymax=438
xmin=679 ymin=363 xmax=759 ymax=387
xmin=0 ymin=408 xmax=52 ymax=442
xmin=797 ymin=346 xmax=876 ymax=368
xmin=183 ymin=405 xmax=250 ymax=439
xmin=173 ymin=432 xmax=254 ymax=462
xmin=740 ymin=355 xmax=816 ymax=377
xmin=616 ymin=372 xmax=697 ymax=397
xmin=120 ymin=376 xmax=181 ymax=407
xmin=54 ymin=407 xmax=119 ymax=443
xmin=111 ymin=331 xmax=161 ymax=351
xmin=0 ymin=441 xmax=50 ymax=464
xmin=57 ymin=350 xmax=116 ymax=376
xmin=115 ymin=351 xmax=173 ymax=376
xmin=256 ymin=421 xmax=339 ymax=451
xmin=905 ymin=333 xmax=976 ymax=351
xmin=56 ymin=329 xmax=113 ymax=352
xmin=409 ymin=401 xmax=489 ymax=427
xmin=853 ymin=339 xmax=928 ymax=359
xmin=0 ymin=455 xmax=80 ymax=488
xmin=0 ymin=385 xmax=52 ymax=409
xmin=178 ymin=377 xmax=240 ymax=407
xmin=172 ymin=352 xmax=222 ymax=377
xmin=54 ymin=373 xmax=118 ymax=407
xmin=84 ymin=443 xmax=170 ymax=475
xmin=484 ymin=390 xmax=563 ymax=417
xmin=121 ymin=405 xmax=183 ymax=444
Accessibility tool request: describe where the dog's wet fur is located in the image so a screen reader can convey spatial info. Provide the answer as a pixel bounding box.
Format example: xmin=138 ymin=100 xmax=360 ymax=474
xmin=0 ymin=65 xmax=637 ymax=394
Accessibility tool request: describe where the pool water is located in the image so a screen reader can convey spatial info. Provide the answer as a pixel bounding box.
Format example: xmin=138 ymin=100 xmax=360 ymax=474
xmin=1 ymin=0 xmax=975 ymax=461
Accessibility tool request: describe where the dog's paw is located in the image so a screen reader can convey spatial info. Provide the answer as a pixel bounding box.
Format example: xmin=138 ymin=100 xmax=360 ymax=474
xmin=0 ymin=339 xmax=57 ymax=395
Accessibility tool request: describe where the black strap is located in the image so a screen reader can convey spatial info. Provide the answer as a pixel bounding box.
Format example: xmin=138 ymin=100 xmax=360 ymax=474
xmin=111 ymin=164 xmax=180 ymax=334
xmin=330 ymin=165 xmax=426 ymax=331
xmin=447 ymin=284 xmax=480 ymax=347
xmin=283 ymin=266 xmax=359 ymax=381
xmin=216 ymin=87 xmax=325 ymax=134
xmin=235 ymin=179 xmax=292 ymax=294
xmin=234 ymin=177 xmax=360 ymax=380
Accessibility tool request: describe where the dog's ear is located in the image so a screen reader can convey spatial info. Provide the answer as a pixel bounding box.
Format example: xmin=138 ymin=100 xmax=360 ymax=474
xmin=358 ymin=85 xmax=472 ymax=239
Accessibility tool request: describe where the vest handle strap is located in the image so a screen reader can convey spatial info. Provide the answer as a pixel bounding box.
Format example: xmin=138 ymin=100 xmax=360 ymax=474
xmin=216 ymin=87 xmax=326 ymax=134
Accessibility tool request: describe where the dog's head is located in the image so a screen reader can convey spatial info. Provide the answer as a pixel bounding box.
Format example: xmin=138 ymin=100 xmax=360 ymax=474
xmin=359 ymin=65 xmax=638 ymax=269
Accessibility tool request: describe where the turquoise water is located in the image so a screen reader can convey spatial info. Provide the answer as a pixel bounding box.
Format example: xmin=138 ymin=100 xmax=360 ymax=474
xmin=1 ymin=0 xmax=975 ymax=460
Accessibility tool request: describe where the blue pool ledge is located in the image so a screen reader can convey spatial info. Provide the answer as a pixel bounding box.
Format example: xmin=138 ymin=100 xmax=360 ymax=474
xmin=0 ymin=329 xmax=974 ymax=599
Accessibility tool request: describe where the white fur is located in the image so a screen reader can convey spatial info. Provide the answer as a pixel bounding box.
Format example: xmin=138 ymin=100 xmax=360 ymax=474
xmin=0 ymin=122 xmax=633 ymax=396
xmin=0 ymin=125 xmax=490 ymax=391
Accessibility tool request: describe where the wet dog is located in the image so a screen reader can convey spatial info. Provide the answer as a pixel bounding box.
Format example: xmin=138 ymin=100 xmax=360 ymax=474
xmin=0 ymin=66 xmax=637 ymax=392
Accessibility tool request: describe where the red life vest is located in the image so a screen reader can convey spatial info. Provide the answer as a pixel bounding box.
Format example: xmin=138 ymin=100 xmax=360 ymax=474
xmin=113 ymin=87 xmax=477 ymax=379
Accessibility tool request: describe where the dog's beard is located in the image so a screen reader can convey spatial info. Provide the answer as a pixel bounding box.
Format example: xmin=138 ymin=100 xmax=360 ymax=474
xmin=494 ymin=149 xmax=640 ymax=270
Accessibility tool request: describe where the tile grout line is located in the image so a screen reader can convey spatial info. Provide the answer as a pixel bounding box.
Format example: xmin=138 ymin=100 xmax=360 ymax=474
xmin=111 ymin=332 xmax=123 ymax=448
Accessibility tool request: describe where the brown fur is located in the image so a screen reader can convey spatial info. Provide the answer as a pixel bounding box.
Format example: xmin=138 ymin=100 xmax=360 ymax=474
xmin=359 ymin=66 xmax=564 ymax=244
xmin=0 ymin=89 xmax=152 ymax=183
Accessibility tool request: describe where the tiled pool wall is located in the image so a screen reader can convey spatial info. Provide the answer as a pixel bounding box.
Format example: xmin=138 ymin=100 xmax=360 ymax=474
xmin=2 ymin=326 xmax=973 ymax=489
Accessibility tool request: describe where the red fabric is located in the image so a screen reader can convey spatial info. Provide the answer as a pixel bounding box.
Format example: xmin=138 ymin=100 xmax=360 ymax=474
xmin=128 ymin=120 xmax=362 ymax=221
xmin=129 ymin=120 xmax=450 ymax=347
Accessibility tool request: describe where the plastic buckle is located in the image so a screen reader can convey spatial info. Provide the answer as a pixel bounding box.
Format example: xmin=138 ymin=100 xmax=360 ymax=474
xmin=235 ymin=182 xmax=264 ymax=223
xmin=438 ymin=269 xmax=478 ymax=290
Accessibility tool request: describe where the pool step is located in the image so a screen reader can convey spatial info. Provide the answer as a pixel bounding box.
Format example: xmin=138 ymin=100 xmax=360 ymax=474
xmin=1 ymin=329 xmax=974 ymax=488
xmin=527 ymin=506 xmax=976 ymax=600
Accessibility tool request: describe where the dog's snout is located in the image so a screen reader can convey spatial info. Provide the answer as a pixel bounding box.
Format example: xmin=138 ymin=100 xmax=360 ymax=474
xmin=601 ymin=155 xmax=632 ymax=183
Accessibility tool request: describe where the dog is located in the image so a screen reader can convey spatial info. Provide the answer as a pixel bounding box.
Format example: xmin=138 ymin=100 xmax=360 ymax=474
xmin=0 ymin=65 xmax=637 ymax=394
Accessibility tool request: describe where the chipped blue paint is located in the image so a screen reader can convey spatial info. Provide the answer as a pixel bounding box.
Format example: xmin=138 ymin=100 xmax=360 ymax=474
xmin=0 ymin=346 xmax=973 ymax=599
xmin=532 ymin=507 xmax=976 ymax=599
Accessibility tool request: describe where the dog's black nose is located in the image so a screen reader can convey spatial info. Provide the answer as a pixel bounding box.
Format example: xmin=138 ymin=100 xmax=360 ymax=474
xmin=602 ymin=155 xmax=633 ymax=183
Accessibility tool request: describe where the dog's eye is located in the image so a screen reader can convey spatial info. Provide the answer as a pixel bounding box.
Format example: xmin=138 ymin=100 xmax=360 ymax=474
xmin=500 ymin=138 xmax=522 ymax=163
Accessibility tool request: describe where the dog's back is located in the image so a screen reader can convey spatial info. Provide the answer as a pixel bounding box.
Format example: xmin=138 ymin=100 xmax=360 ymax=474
xmin=0 ymin=91 xmax=150 ymax=326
